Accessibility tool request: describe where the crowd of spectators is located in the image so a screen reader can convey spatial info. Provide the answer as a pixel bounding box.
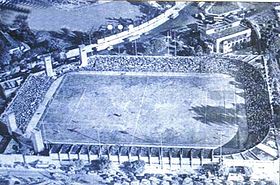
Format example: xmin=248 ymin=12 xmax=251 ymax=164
xmin=234 ymin=61 xmax=271 ymax=149
xmin=86 ymin=55 xmax=236 ymax=74
xmin=265 ymin=57 xmax=280 ymax=128
xmin=1 ymin=74 xmax=53 ymax=133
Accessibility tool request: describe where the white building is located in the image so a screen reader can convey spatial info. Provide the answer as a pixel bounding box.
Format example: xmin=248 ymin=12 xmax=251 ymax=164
xmin=199 ymin=19 xmax=251 ymax=53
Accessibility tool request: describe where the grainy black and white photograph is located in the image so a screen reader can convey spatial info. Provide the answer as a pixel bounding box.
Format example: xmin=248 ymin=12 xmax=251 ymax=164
xmin=0 ymin=0 xmax=279 ymax=184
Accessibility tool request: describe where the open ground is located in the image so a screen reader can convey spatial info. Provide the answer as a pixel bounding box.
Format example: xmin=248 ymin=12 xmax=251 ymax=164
xmin=28 ymin=1 xmax=143 ymax=31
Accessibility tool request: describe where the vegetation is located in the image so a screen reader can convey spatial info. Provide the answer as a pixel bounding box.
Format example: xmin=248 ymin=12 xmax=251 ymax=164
xmin=121 ymin=160 xmax=146 ymax=175
xmin=90 ymin=157 xmax=112 ymax=171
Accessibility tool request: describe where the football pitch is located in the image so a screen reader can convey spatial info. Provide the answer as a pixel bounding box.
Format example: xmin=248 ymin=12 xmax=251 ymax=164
xmin=39 ymin=71 xmax=247 ymax=148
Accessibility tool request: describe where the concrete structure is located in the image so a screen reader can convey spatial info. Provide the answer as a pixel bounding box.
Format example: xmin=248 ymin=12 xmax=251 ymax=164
xmin=0 ymin=76 xmax=24 ymax=99
xmin=214 ymin=28 xmax=251 ymax=53
xmin=199 ymin=19 xmax=251 ymax=53
xmin=31 ymin=128 xmax=44 ymax=153
xmin=44 ymin=55 xmax=54 ymax=77
xmin=7 ymin=112 xmax=17 ymax=135
xmin=79 ymin=44 xmax=88 ymax=67
xmin=48 ymin=144 xmax=214 ymax=167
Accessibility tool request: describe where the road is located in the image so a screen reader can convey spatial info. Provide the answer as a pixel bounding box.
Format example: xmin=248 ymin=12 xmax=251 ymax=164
xmin=65 ymin=2 xmax=188 ymax=58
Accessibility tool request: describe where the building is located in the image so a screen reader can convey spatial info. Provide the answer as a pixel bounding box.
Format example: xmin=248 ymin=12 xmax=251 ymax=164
xmin=199 ymin=18 xmax=251 ymax=53
xmin=0 ymin=76 xmax=24 ymax=98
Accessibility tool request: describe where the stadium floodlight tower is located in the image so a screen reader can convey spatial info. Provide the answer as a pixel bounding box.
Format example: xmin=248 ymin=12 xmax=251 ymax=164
xmin=6 ymin=112 xmax=17 ymax=135
xmin=44 ymin=55 xmax=54 ymax=77
xmin=79 ymin=44 xmax=88 ymax=67
xmin=31 ymin=128 xmax=44 ymax=154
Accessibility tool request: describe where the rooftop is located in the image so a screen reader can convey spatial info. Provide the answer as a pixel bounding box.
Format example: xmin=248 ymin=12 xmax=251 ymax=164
xmin=204 ymin=17 xmax=238 ymax=30
xmin=209 ymin=25 xmax=250 ymax=40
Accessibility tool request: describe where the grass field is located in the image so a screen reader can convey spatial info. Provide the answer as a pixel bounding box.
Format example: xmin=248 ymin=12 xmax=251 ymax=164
xmin=39 ymin=71 xmax=247 ymax=148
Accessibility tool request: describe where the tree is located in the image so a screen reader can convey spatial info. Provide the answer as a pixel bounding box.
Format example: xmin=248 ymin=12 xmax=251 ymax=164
xmin=71 ymin=31 xmax=87 ymax=45
xmin=90 ymin=157 xmax=112 ymax=171
xmin=12 ymin=15 xmax=28 ymax=30
xmin=19 ymin=144 xmax=33 ymax=165
xmin=11 ymin=16 xmax=36 ymax=46
xmin=11 ymin=50 xmax=22 ymax=63
xmin=204 ymin=46 xmax=212 ymax=54
xmin=177 ymin=46 xmax=195 ymax=56
xmin=46 ymin=38 xmax=65 ymax=52
xmin=69 ymin=159 xmax=85 ymax=171
xmin=182 ymin=177 xmax=193 ymax=185
xmin=12 ymin=145 xmax=19 ymax=153
xmin=121 ymin=160 xmax=145 ymax=175
xmin=0 ymin=40 xmax=5 ymax=53
xmin=0 ymin=50 xmax=11 ymax=67
xmin=188 ymin=38 xmax=199 ymax=47
xmin=195 ymin=45 xmax=203 ymax=55
xmin=143 ymin=38 xmax=167 ymax=55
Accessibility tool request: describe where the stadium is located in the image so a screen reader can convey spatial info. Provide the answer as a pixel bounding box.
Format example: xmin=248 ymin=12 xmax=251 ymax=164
xmin=1 ymin=55 xmax=275 ymax=165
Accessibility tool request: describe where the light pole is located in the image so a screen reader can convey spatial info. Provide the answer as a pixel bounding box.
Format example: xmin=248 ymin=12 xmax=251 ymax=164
xmin=128 ymin=24 xmax=134 ymax=30
xmin=174 ymin=30 xmax=177 ymax=56
xmin=88 ymin=26 xmax=96 ymax=56
xmin=134 ymin=39 xmax=138 ymax=55
xmin=88 ymin=25 xmax=96 ymax=45
xmin=128 ymin=24 xmax=137 ymax=55
xmin=107 ymin=24 xmax=113 ymax=33
xmin=219 ymin=132 xmax=224 ymax=164
xmin=167 ymin=30 xmax=170 ymax=55
xmin=114 ymin=24 xmax=124 ymax=55
xmin=117 ymin=24 xmax=123 ymax=32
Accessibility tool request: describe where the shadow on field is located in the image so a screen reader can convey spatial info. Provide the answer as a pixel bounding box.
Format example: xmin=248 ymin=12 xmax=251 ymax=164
xmin=190 ymin=105 xmax=237 ymax=126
